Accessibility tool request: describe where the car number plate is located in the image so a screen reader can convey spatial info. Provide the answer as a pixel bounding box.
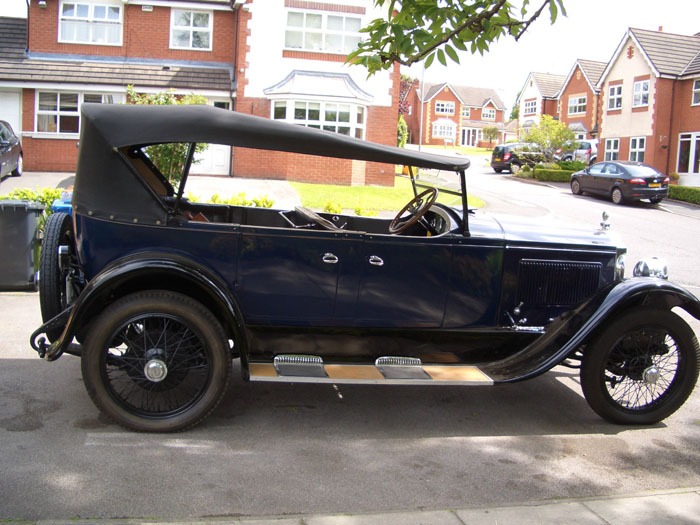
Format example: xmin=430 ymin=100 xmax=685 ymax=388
xmin=649 ymin=183 xmax=661 ymax=188
xmin=494 ymin=157 xmax=501 ymax=161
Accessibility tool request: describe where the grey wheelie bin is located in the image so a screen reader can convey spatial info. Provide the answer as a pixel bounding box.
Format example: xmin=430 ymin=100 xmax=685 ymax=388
xmin=0 ymin=200 xmax=43 ymax=290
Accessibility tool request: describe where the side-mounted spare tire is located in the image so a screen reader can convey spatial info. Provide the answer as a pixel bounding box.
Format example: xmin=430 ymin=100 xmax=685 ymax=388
xmin=39 ymin=212 xmax=75 ymax=342
xmin=581 ymin=308 xmax=700 ymax=425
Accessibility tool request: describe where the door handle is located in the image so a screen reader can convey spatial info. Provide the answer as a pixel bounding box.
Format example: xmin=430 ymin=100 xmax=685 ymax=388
xmin=368 ymin=255 xmax=384 ymax=266
xmin=322 ymin=253 xmax=339 ymax=264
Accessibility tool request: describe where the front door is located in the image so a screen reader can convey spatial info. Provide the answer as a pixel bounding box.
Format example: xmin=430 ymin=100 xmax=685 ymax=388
xmin=355 ymin=235 xmax=452 ymax=328
xmin=192 ymin=100 xmax=232 ymax=176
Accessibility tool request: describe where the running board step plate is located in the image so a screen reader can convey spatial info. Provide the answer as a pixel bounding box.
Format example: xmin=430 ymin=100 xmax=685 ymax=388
xmin=249 ymin=355 xmax=492 ymax=385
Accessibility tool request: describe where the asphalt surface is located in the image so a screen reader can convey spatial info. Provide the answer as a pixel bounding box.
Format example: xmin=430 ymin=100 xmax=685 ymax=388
xmin=1 ymin=166 xmax=700 ymax=523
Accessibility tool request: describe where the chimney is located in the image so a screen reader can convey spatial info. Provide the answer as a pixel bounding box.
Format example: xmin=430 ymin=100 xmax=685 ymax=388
xmin=658 ymin=26 xmax=663 ymax=32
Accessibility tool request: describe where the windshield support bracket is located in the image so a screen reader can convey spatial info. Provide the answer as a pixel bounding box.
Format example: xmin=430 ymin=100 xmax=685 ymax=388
xmin=460 ymin=170 xmax=470 ymax=237
xmin=173 ymin=142 xmax=197 ymax=217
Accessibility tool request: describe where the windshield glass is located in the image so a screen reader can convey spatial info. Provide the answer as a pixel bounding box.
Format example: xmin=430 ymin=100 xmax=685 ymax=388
xmin=626 ymin=164 xmax=660 ymax=177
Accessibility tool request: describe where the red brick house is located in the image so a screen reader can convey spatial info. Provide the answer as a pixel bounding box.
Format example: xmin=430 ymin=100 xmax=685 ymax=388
xmin=556 ymin=59 xmax=606 ymax=140
xmin=404 ymin=82 xmax=506 ymax=147
xmin=516 ymin=72 xmax=565 ymax=135
xmin=0 ymin=0 xmax=400 ymax=185
xmin=597 ymin=28 xmax=700 ymax=186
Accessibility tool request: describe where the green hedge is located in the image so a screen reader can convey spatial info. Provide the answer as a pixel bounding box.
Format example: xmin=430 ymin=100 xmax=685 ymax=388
xmin=557 ymin=160 xmax=586 ymax=171
xmin=669 ymin=185 xmax=700 ymax=205
xmin=533 ymin=169 xmax=575 ymax=182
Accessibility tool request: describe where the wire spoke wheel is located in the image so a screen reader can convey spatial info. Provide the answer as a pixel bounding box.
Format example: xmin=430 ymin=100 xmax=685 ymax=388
xmin=82 ymin=291 xmax=231 ymax=432
xmin=581 ymin=308 xmax=699 ymax=425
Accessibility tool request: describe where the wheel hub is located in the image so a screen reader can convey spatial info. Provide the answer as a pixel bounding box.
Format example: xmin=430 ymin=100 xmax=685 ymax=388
xmin=643 ymin=366 xmax=660 ymax=385
xmin=144 ymin=358 xmax=168 ymax=382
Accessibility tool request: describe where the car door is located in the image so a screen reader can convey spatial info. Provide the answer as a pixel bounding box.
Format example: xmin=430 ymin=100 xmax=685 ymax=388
xmin=0 ymin=122 xmax=16 ymax=176
xmin=355 ymin=234 xmax=452 ymax=328
xmin=236 ymin=226 xmax=362 ymax=325
xmin=581 ymin=163 xmax=603 ymax=193
xmin=599 ymin=163 xmax=621 ymax=195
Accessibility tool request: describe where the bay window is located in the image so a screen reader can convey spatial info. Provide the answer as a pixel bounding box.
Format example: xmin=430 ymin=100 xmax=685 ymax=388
xmin=272 ymin=100 xmax=366 ymax=139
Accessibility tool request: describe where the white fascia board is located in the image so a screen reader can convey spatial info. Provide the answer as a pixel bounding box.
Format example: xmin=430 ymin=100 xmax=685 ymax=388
xmin=0 ymin=81 xmax=128 ymax=92
xmin=423 ymin=83 xmax=464 ymax=104
xmin=126 ymin=1 xmax=233 ymax=11
xmin=597 ymin=31 xmax=660 ymax=89
xmin=515 ymin=73 xmax=533 ymax=105
xmin=130 ymin=85 xmax=233 ymax=97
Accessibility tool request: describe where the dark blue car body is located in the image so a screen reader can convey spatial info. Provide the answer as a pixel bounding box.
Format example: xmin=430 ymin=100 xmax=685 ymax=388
xmin=31 ymin=104 xmax=700 ymax=431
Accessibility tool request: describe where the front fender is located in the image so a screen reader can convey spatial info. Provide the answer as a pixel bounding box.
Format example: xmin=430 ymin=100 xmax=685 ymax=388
xmin=31 ymin=251 xmax=248 ymax=364
xmin=483 ymin=277 xmax=700 ymax=382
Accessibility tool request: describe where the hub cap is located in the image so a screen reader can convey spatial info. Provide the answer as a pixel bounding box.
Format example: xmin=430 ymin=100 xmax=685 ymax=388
xmin=144 ymin=358 xmax=168 ymax=382
xmin=643 ymin=366 xmax=660 ymax=385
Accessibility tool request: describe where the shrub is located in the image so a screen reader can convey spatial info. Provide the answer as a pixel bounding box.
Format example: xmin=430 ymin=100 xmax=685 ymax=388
xmin=324 ymin=201 xmax=342 ymax=214
xmin=0 ymin=187 xmax=63 ymax=234
xmin=521 ymin=164 xmax=531 ymax=173
xmin=669 ymin=185 xmax=700 ymax=205
xmin=533 ymin=169 xmax=575 ymax=182
xmin=557 ymin=160 xmax=586 ymax=171
xmin=397 ymin=114 xmax=408 ymax=148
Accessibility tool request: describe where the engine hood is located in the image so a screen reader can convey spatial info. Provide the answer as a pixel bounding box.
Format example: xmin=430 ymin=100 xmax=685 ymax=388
xmin=469 ymin=211 xmax=624 ymax=250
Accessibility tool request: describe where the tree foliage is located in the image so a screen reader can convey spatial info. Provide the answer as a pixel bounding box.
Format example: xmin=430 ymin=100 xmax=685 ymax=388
xmin=399 ymin=74 xmax=415 ymax=115
xmin=397 ymin=114 xmax=409 ymax=147
xmin=482 ymin=126 xmax=499 ymax=146
xmin=348 ymin=0 xmax=566 ymax=75
xmin=522 ymin=114 xmax=574 ymax=161
xmin=126 ymin=85 xmax=209 ymax=187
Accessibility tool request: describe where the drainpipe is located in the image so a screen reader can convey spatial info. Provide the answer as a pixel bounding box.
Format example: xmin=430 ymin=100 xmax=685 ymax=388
xmin=664 ymin=78 xmax=677 ymax=176
xmin=229 ymin=1 xmax=243 ymax=177
xmin=24 ymin=0 xmax=29 ymax=55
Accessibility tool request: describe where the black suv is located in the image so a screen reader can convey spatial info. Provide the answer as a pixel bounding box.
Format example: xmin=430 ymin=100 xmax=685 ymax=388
xmin=491 ymin=143 xmax=539 ymax=173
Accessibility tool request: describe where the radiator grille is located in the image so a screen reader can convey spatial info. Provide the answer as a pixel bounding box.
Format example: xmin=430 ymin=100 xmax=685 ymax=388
xmin=518 ymin=259 xmax=602 ymax=306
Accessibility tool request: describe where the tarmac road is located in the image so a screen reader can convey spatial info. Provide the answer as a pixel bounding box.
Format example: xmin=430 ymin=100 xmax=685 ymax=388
xmin=1 ymin=168 xmax=699 ymax=521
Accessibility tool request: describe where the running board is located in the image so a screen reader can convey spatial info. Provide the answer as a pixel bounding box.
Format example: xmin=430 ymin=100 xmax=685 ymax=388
xmin=249 ymin=355 xmax=493 ymax=385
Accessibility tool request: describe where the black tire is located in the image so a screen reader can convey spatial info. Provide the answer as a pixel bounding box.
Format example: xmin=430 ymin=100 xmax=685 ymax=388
xmin=493 ymin=168 xmax=503 ymax=173
xmin=581 ymin=308 xmax=700 ymax=425
xmin=570 ymin=178 xmax=582 ymax=195
xmin=650 ymin=196 xmax=664 ymax=205
xmin=11 ymin=153 xmax=22 ymax=177
xmin=39 ymin=212 xmax=73 ymax=341
xmin=611 ymin=187 xmax=624 ymax=205
xmin=510 ymin=162 xmax=521 ymax=173
xmin=81 ymin=290 xmax=231 ymax=432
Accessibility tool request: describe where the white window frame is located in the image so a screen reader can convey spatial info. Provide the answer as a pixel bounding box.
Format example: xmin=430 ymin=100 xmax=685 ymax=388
xmin=481 ymin=107 xmax=496 ymax=120
xmin=58 ymin=1 xmax=123 ymax=46
xmin=677 ymin=132 xmax=700 ymax=174
xmin=608 ymin=84 xmax=623 ymax=110
xmin=692 ymin=80 xmax=700 ymax=106
xmin=271 ymin=99 xmax=366 ymax=139
xmin=432 ymin=121 xmax=456 ymax=140
xmin=633 ymin=80 xmax=649 ymax=108
xmin=568 ymin=95 xmax=586 ymax=115
xmin=629 ymin=137 xmax=646 ymax=162
xmin=284 ymin=10 xmax=362 ymax=55
xmin=170 ymin=9 xmax=213 ymax=51
xmin=604 ymin=138 xmax=620 ymax=161
xmin=523 ymin=99 xmax=537 ymax=116
xmin=35 ymin=91 xmax=122 ymax=136
xmin=434 ymin=101 xmax=455 ymax=115
xmin=461 ymin=106 xmax=470 ymax=118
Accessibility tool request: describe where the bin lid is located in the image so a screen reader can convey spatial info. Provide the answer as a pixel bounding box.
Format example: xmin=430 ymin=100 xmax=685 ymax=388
xmin=0 ymin=200 xmax=45 ymax=211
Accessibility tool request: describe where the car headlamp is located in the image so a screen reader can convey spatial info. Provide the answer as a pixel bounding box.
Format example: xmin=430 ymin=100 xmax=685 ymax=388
xmin=614 ymin=253 xmax=626 ymax=280
xmin=632 ymin=257 xmax=668 ymax=279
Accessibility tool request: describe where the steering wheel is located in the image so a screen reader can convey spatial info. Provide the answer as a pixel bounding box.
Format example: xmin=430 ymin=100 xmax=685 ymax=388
xmin=295 ymin=206 xmax=340 ymax=231
xmin=389 ymin=188 xmax=439 ymax=234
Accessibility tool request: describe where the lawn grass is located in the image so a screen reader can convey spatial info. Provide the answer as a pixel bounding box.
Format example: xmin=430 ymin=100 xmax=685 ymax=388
xmin=289 ymin=176 xmax=485 ymax=212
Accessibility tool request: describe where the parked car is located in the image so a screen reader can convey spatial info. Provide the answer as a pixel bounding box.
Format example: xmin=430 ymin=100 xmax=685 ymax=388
xmin=0 ymin=120 xmax=22 ymax=178
xmin=556 ymin=139 xmax=598 ymax=165
xmin=570 ymin=161 xmax=670 ymax=205
xmin=30 ymin=104 xmax=700 ymax=432
xmin=490 ymin=143 xmax=541 ymax=173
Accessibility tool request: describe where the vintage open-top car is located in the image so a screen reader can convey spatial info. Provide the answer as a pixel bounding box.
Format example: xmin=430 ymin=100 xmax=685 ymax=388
xmin=31 ymin=104 xmax=700 ymax=432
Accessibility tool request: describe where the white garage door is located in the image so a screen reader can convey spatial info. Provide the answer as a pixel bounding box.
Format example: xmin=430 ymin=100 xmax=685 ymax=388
xmin=0 ymin=91 xmax=21 ymax=137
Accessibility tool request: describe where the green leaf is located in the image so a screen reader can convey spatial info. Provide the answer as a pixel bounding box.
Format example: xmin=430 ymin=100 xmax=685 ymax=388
xmin=425 ymin=52 xmax=435 ymax=68
xmin=437 ymin=48 xmax=447 ymax=66
xmin=444 ymin=44 xmax=459 ymax=64
xmin=549 ymin=1 xmax=558 ymax=23
xmin=451 ymin=35 xmax=467 ymax=51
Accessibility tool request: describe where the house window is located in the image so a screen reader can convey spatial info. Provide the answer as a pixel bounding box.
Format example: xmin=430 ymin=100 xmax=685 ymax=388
xmin=432 ymin=121 xmax=456 ymax=139
xmin=461 ymin=106 xmax=470 ymax=118
xmin=677 ymin=132 xmax=700 ymax=174
xmin=692 ymin=80 xmax=700 ymax=105
xmin=434 ymin=101 xmax=455 ymax=115
xmin=604 ymin=138 xmax=619 ymax=161
xmin=272 ymin=100 xmax=365 ymax=139
xmin=633 ymin=80 xmax=649 ymax=107
xmin=523 ymin=99 xmax=537 ymax=116
xmin=608 ymin=84 xmax=623 ymax=110
xmin=59 ymin=1 xmax=122 ymax=45
xmin=170 ymin=9 xmax=212 ymax=50
xmin=482 ymin=107 xmax=496 ymax=120
xmin=284 ymin=11 xmax=362 ymax=54
xmin=36 ymin=91 xmax=120 ymax=134
xmin=568 ymin=95 xmax=586 ymax=115
xmin=629 ymin=137 xmax=646 ymax=162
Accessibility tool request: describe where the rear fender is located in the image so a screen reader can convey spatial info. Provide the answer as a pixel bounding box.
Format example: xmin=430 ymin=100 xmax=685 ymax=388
xmin=31 ymin=251 xmax=248 ymax=366
xmin=484 ymin=278 xmax=700 ymax=382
